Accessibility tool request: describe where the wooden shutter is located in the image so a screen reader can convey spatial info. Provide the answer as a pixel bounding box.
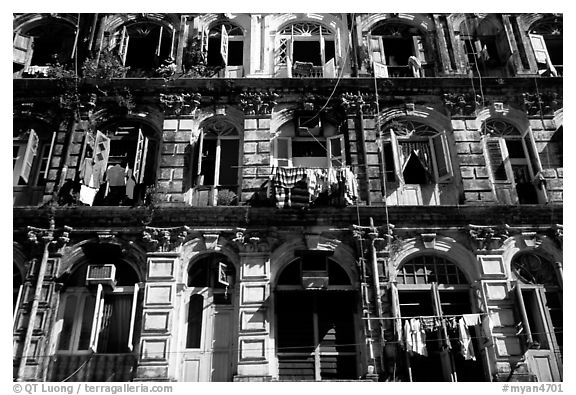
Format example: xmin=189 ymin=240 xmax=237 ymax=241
xmin=496 ymin=28 xmax=512 ymax=64
xmin=13 ymin=284 xmax=23 ymax=323
xmin=133 ymin=129 xmax=149 ymax=184
xmin=529 ymin=34 xmax=551 ymax=65
xmin=320 ymin=27 xmax=326 ymax=66
xmin=94 ymin=131 xmax=110 ymax=169
xmin=328 ymin=135 xmax=345 ymax=167
xmin=19 ymin=129 xmax=39 ymax=184
xmin=323 ymin=58 xmax=336 ymax=78
xmin=389 ymin=130 xmax=403 ymax=183
xmin=275 ymin=137 xmax=292 ymax=167
xmin=431 ymin=133 xmax=452 ymax=182
xmin=43 ymin=131 xmax=57 ymax=176
xmin=486 ymin=139 xmax=508 ymax=181
xmin=411 ymin=35 xmax=427 ymax=64
xmin=195 ymin=131 xmax=205 ymax=184
xmin=156 ymin=26 xmax=163 ymax=56
xmin=524 ymin=133 xmax=542 ymax=178
xmin=201 ymin=27 xmax=209 ymax=60
xmin=220 ymin=25 xmax=229 ymax=65
xmin=368 ymin=34 xmax=388 ymax=77
xmin=13 ymin=33 xmax=34 ymax=68
xmin=89 ymin=284 xmax=104 ymax=352
xmin=127 ymin=283 xmax=139 ymax=351
xmin=118 ymin=26 xmax=130 ymax=65
xmin=335 ymin=27 xmax=342 ymax=61
xmin=515 ymin=285 xmax=534 ymax=345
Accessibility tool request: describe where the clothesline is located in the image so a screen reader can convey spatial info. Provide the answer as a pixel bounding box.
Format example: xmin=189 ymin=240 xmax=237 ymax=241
xmin=362 ymin=312 xmax=489 ymax=320
xmin=231 ymin=165 xmax=367 ymax=169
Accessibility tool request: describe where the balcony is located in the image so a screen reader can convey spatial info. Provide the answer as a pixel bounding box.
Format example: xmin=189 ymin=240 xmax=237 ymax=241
xmin=188 ymin=185 xmax=239 ymax=207
xmin=48 ymin=353 xmax=137 ymax=382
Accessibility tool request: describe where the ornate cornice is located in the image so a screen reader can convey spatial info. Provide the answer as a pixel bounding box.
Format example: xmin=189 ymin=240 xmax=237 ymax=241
xmin=159 ymin=92 xmax=201 ymax=116
xmin=339 ymin=92 xmax=378 ymax=115
xmin=142 ymin=225 xmax=193 ymax=252
xmin=442 ymin=92 xmax=483 ymax=116
xmin=466 ymin=224 xmax=509 ymax=251
xmin=232 ymin=228 xmax=279 ymax=253
xmin=522 ymin=91 xmax=562 ymax=116
xmin=238 ymin=89 xmax=280 ymax=115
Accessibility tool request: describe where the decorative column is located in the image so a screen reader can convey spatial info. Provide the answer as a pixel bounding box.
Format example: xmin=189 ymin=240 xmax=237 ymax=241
xmin=238 ymin=89 xmax=279 ymax=204
xmin=14 ymin=210 xmax=71 ymax=381
xmin=232 ymin=230 xmax=275 ymax=382
xmin=135 ymin=226 xmax=190 ymax=381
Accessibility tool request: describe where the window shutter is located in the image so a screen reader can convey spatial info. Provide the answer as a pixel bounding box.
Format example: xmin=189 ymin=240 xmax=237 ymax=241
xmin=13 ymin=284 xmax=23 ymax=323
xmin=220 ymin=25 xmax=229 ymax=65
xmin=486 ymin=139 xmax=508 ymax=181
xmin=368 ymin=34 xmax=388 ymax=77
xmin=89 ymin=284 xmax=104 ymax=352
xmin=127 ymin=283 xmax=139 ymax=352
xmin=496 ymin=28 xmax=512 ymax=64
xmin=94 ymin=130 xmax=110 ymax=168
xmin=524 ymin=133 xmax=542 ymax=178
xmin=389 ymin=130 xmax=403 ymax=183
xmin=515 ymin=285 xmax=534 ymax=345
xmin=19 ymin=129 xmax=39 ymax=184
xmin=156 ymin=26 xmax=163 ymax=57
xmin=335 ymin=27 xmax=342 ymax=61
xmin=201 ymin=27 xmax=209 ymax=59
xmin=119 ymin=26 xmax=130 ymax=65
xmin=411 ymin=35 xmax=427 ymax=64
xmin=195 ymin=131 xmax=205 ymax=184
xmin=43 ymin=131 xmax=57 ymax=177
xmin=529 ymin=34 xmax=550 ymax=65
xmin=431 ymin=133 xmax=452 ymax=182
xmin=328 ymin=135 xmax=345 ymax=168
xmin=133 ymin=129 xmax=149 ymax=184
xmin=323 ymin=58 xmax=336 ymax=78
xmin=13 ymin=33 xmax=34 ymax=68
xmin=320 ymin=26 xmax=326 ymax=66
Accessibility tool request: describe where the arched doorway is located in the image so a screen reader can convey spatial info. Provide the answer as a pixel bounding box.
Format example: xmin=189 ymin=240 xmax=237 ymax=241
xmin=181 ymin=253 xmax=237 ymax=382
xmin=274 ymin=251 xmax=359 ymax=380
xmin=393 ymin=254 xmax=487 ymax=381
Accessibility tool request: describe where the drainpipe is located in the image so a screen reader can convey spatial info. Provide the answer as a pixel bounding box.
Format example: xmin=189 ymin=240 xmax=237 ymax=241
xmin=369 ymin=217 xmax=385 ymax=373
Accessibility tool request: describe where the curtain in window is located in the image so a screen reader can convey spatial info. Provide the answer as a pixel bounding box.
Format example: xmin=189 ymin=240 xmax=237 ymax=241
xmin=98 ymin=294 xmax=132 ymax=353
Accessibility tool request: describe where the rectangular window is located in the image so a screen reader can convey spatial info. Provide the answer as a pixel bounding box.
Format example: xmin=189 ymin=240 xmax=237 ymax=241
xmin=382 ymin=141 xmax=396 ymax=182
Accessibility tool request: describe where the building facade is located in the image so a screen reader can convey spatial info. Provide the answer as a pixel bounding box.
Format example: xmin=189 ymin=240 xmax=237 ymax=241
xmin=13 ymin=13 xmax=563 ymax=382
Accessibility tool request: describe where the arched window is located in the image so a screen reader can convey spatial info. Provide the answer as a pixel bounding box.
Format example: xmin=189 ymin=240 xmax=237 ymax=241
xmin=367 ymin=22 xmax=429 ymax=77
xmin=275 ymin=22 xmax=338 ymax=78
xmin=394 ymin=254 xmax=486 ymax=381
xmin=512 ymin=252 xmax=562 ymax=359
xmin=482 ymin=119 xmax=542 ymax=204
xmin=191 ymin=117 xmax=240 ymax=206
xmin=529 ymin=16 xmax=562 ymax=76
xmin=13 ymin=19 xmax=76 ymax=77
xmin=81 ymin=121 xmax=158 ymax=206
xmin=275 ymin=253 xmax=357 ymax=381
xmin=109 ymin=22 xmax=173 ymax=76
xmin=381 ymin=119 xmax=452 ymax=185
xmin=202 ymin=22 xmax=244 ymax=77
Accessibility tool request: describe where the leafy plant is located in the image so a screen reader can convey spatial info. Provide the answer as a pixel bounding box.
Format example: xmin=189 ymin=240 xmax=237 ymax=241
xmin=217 ymin=189 xmax=237 ymax=206
xmin=82 ymin=50 xmax=130 ymax=80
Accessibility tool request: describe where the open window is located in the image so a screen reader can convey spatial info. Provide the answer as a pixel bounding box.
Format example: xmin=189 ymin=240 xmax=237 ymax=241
xmin=109 ymin=22 xmax=173 ymax=77
xmin=272 ymin=114 xmax=345 ymax=169
xmin=275 ymin=22 xmax=337 ymax=78
xmin=380 ymin=119 xmax=453 ymax=185
xmin=482 ymin=119 xmax=543 ymax=204
xmin=82 ymin=122 xmax=157 ymax=206
xmin=190 ymin=117 xmax=240 ymax=206
xmin=203 ymin=22 xmax=244 ymax=77
xmin=55 ymin=260 xmax=141 ymax=355
xmin=512 ymin=252 xmax=562 ymax=381
xmin=393 ymin=255 xmax=487 ymax=382
xmin=367 ymin=22 xmax=430 ymax=77
xmin=13 ymin=121 xmax=57 ymax=206
xmin=275 ymin=252 xmax=357 ymax=381
xmin=13 ymin=19 xmax=76 ymax=77
xmin=529 ymin=16 xmax=562 ymax=76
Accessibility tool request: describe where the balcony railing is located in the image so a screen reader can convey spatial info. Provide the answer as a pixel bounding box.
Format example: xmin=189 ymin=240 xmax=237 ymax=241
xmin=48 ymin=353 xmax=137 ymax=382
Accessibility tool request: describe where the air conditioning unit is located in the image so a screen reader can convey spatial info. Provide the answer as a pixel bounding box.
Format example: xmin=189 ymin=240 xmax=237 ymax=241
xmin=86 ymin=264 xmax=117 ymax=287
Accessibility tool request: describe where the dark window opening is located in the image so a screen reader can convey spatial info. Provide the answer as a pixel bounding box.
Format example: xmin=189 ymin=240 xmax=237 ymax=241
xmin=540 ymin=127 xmax=563 ymax=169
xmin=200 ymin=139 xmax=217 ymax=185
xmin=505 ymin=139 xmax=525 ymax=159
xmin=325 ymin=40 xmax=335 ymax=63
xmin=218 ymin=140 xmax=239 ymax=186
xmin=97 ymin=293 xmax=133 ymax=353
xmin=382 ymin=38 xmax=412 ymax=66
xmin=228 ymin=41 xmax=243 ymax=66
xmin=188 ymin=254 xmax=235 ymax=290
xmin=292 ymin=141 xmax=326 ymax=157
xmin=186 ymin=294 xmax=203 ymax=348
xmin=293 ymin=41 xmax=321 ymax=65
xmin=522 ymin=289 xmax=550 ymax=349
xmin=26 ymin=22 xmax=76 ymax=66
xmin=125 ymin=24 xmax=171 ymax=73
xmin=402 ymin=153 xmax=428 ymax=184
xmin=207 ymin=37 xmax=224 ymax=66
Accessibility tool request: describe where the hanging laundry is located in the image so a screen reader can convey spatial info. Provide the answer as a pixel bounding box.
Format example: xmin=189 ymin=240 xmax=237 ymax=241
xmin=420 ymin=316 xmax=439 ymax=332
xmin=411 ymin=318 xmax=428 ymax=357
xmin=125 ymin=168 xmax=136 ymax=200
xmin=106 ymin=164 xmax=127 ymax=187
xmin=272 ymin=167 xmax=307 ymax=208
xmin=79 ymin=184 xmax=98 ymax=206
xmin=462 ymin=313 xmax=482 ymax=326
xmin=458 ymin=318 xmax=476 ymax=360
xmin=403 ymin=319 xmax=414 ymax=353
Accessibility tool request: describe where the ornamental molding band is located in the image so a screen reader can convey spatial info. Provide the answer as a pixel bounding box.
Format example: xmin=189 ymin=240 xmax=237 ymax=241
xmin=442 ymin=92 xmax=484 ymax=116
xmin=233 ymin=228 xmax=279 ymax=253
xmin=301 ymin=93 xmax=322 ymax=111
xmin=466 ymin=224 xmax=509 ymax=251
xmin=339 ymin=92 xmax=378 ymax=115
xmin=238 ymin=89 xmax=280 ymax=115
xmin=504 ymin=225 xmax=545 ymax=249
xmin=27 ymin=223 xmax=73 ymax=256
xmin=159 ymin=92 xmax=202 ymax=116
xmin=521 ymin=91 xmax=562 ymax=116
xmin=547 ymin=224 xmax=563 ymax=248
xmin=142 ymin=226 xmax=194 ymax=252
xmin=352 ymin=223 xmax=395 ymax=253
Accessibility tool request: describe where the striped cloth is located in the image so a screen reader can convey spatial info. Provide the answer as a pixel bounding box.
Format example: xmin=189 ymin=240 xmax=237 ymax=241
xmin=272 ymin=167 xmax=307 ymax=208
